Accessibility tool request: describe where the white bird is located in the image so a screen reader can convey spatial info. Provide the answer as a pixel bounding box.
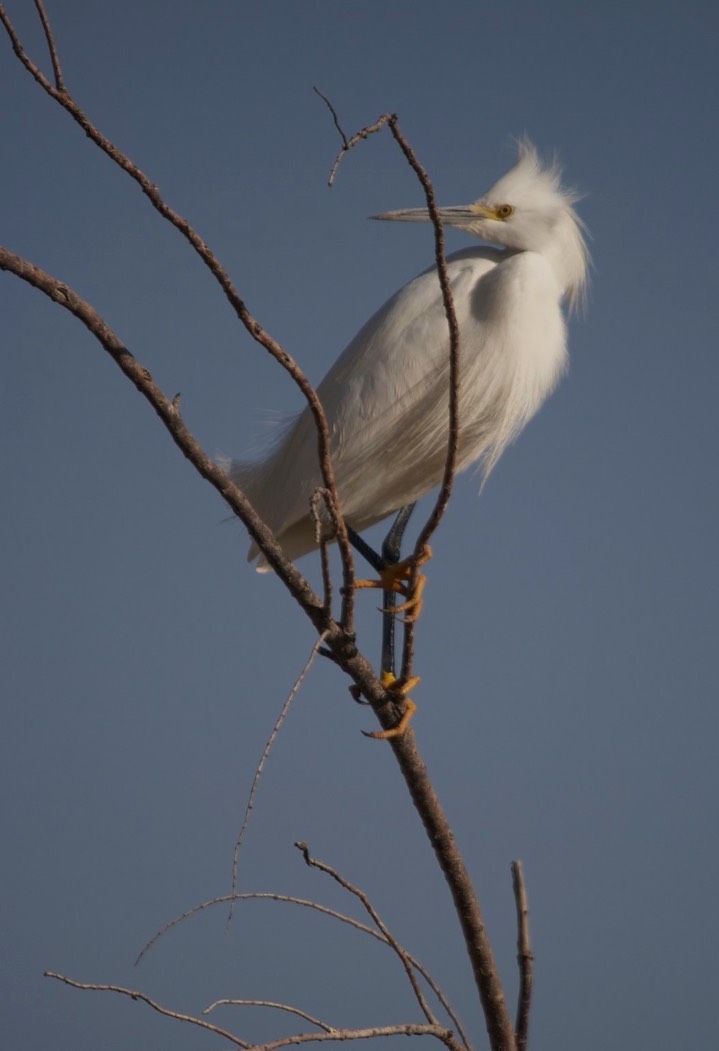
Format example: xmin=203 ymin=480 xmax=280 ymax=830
xmin=230 ymin=140 xmax=588 ymax=570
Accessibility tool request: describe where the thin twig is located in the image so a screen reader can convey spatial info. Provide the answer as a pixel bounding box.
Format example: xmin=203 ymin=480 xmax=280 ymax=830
xmin=511 ymin=861 xmax=533 ymax=1051
xmin=251 ymin=1023 xmax=461 ymax=1051
xmin=296 ymin=842 xmax=438 ymax=1028
xmin=311 ymin=488 xmax=336 ymax=613
xmin=315 ymin=100 xmax=461 ymax=690
xmin=0 ymin=3 xmax=356 ymax=630
xmin=380 ymin=118 xmax=460 ymax=686
xmin=313 ymin=87 xmax=348 ymax=149
xmin=33 ymin=0 xmax=65 ymax=91
xmin=313 ymin=94 xmax=394 ymax=187
xmin=138 ymin=891 xmax=381 ymax=964
xmin=383 ymin=118 xmax=460 ymax=553
xmin=228 ymin=632 xmax=330 ymax=923
xmin=204 ymin=1000 xmax=336 ymax=1032
xmin=44 ymin=972 xmax=250 ymax=1048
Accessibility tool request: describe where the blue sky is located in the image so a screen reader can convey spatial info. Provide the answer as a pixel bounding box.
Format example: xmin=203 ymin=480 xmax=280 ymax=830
xmin=1 ymin=3 xmax=718 ymax=1050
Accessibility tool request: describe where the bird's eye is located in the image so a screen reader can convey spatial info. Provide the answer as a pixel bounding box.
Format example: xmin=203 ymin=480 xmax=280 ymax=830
xmin=496 ymin=204 xmax=513 ymax=219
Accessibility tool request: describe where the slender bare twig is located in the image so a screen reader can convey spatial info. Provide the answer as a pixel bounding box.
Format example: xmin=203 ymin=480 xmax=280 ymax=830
xmin=314 ymin=92 xmax=394 ymax=188
xmin=33 ymin=0 xmax=65 ymax=90
xmin=136 ymin=890 xmax=471 ymax=1050
xmin=44 ymin=972 xmax=250 ymax=1048
xmin=296 ymin=842 xmax=438 ymax=1028
xmin=315 ymin=101 xmax=461 ymax=690
xmin=0 ymin=3 xmax=356 ymax=630
xmin=204 ymin=1000 xmax=336 ymax=1032
xmin=510 ymin=861 xmax=533 ymax=1051
xmin=380 ymin=119 xmax=460 ymax=686
xmin=311 ymin=488 xmax=337 ymax=613
xmin=138 ymin=891 xmax=381 ymax=964
xmin=251 ymin=1023 xmax=460 ymax=1051
xmin=228 ymin=632 xmax=330 ymax=922
xmin=313 ymin=87 xmax=348 ymax=150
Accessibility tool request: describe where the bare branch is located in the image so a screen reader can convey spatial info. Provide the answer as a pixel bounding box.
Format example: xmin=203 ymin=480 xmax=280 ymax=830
xmin=511 ymin=861 xmax=533 ymax=1051
xmin=138 ymin=891 xmax=388 ymax=963
xmin=204 ymin=1000 xmax=336 ymax=1032
xmin=315 ymin=100 xmax=461 ymax=691
xmin=0 ymin=246 xmax=324 ymax=620
xmin=252 ymin=1023 xmax=461 ymax=1051
xmin=0 ymin=2 xmax=356 ymax=630
xmin=382 ymin=119 xmax=460 ymax=556
xmin=311 ymin=488 xmax=337 ymax=613
xmin=314 ymin=96 xmax=395 ymax=188
xmin=229 ymin=632 xmax=330 ymax=921
xmin=380 ymin=119 xmax=460 ymax=688
xmin=313 ymin=87 xmax=348 ymax=149
xmin=136 ymin=891 xmax=471 ymax=1050
xmin=46 ymin=972 xmax=460 ymax=1051
xmin=33 ymin=0 xmax=65 ymax=90
xmin=44 ymin=972 xmax=250 ymax=1048
xmin=382 ymin=732 xmax=517 ymax=1051
xmin=296 ymin=842 xmax=438 ymax=1028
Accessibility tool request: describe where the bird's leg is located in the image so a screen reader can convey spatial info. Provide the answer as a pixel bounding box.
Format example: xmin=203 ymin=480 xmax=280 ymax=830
xmin=348 ymin=505 xmax=426 ymax=740
xmin=346 ymin=504 xmax=417 ymax=675
xmin=354 ymin=533 xmax=431 ymax=630
xmin=379 ymin=503 xmax=416 ymax=677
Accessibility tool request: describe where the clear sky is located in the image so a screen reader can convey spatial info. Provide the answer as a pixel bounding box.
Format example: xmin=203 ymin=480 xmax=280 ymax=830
xmin=1 ymin=3 xmax=718 ymax=1050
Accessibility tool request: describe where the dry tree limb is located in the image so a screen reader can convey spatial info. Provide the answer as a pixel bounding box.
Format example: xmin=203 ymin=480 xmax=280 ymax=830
xmin=136 ymin=890 xmax=471 ymax=1051
xmin=44 ymin=972 xmax=250 ymax=1048
xmin=0 ymin=247 xmax=322 ymax=619
xmin=314 ymin=89 xmax=394 ymax=187
xmin=311 ymin=488 xmax=339 ymax=614
xmin=250 ymin=1023 xmax=461 ymax=1051
xmin=315 ymin=100 xmax=461 ymax=689
xmin=33 ymin=0 xmax=65 ymax=90
xmin=296 ymin=842 xmax=438 ymax=1028
xmin=45 ymin=972 xmax=461 ymax=1051
xmin=510 ymin=861 xmax=533 ymax=1051
xmin=204 ymin=999 xmax=337 ymax=1032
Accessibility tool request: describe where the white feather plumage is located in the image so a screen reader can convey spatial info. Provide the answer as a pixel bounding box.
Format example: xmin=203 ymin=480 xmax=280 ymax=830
xmin=228 ymin=141 xmax=589 ymax=568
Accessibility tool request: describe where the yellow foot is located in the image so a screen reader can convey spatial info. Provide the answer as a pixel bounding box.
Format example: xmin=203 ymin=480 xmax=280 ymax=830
xmin=354 ymin=545 xmax=432 ymax=624
xmin=363 ymin=671 xmax=421 ymax=740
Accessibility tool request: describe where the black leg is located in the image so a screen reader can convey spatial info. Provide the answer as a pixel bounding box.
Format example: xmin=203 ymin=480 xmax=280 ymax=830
xmin=346 ymin=504 xmax=416 ymax=678
xmin=379 ymin=504 xmax=415 ymax=676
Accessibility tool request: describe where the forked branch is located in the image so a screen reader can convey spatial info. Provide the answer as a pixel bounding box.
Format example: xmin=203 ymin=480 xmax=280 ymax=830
xmin=45 ymin=973 xmax=461 ymax=1051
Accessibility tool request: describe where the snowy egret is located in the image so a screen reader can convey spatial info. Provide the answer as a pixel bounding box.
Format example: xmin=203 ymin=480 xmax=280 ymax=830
xmin=229 ymin=140 xmax=588 ymax=570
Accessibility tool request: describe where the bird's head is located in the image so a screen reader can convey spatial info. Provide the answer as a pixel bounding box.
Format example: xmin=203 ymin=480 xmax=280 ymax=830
xmin=374 ymin=138 xmax=589 ymax=311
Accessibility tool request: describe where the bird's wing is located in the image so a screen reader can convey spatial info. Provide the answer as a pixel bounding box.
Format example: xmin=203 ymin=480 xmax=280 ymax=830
xmin=320 ymin=249 xmax=500 ymax=449
xmin=238 ymin=248 xmax=502 ymax=560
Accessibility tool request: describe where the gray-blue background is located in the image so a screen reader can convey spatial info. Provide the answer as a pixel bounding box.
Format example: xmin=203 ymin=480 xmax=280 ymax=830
xmin=2 ymin=2 xmax=717 ymax=1049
